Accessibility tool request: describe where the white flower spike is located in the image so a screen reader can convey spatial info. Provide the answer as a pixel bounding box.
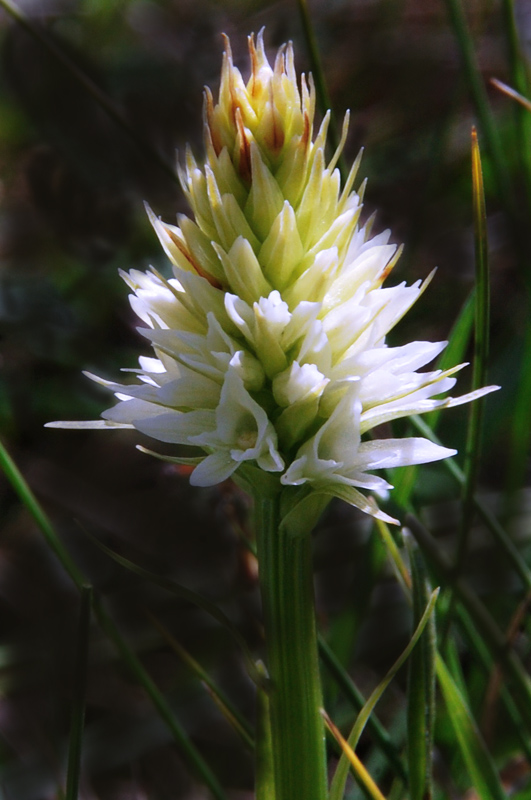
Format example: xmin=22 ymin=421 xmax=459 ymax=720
xmin=48 ymin=30 xmax=498 ymax=525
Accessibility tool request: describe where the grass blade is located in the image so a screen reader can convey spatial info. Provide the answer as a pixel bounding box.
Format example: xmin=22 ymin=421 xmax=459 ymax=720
xmin=444 ymin=0 xmax=514 ymax=220
xmin=328 ymin=589 xmax=438 ymax=800
xmin=454 ymin=128 xmax=491 ymax=566
xmin=0 ymin=438 xmax=85 ymax=589
xmin=318 ymin=635 xmax=408 ymax=785
xmin=410 ymin=414 xmax=531 ymax=592
xmin=84 ymin=527 xmax=263 ymax=687
xmin=436 ymin=655 xmax=506 ymax=800
xmin=147 ymin=611 xmax=254 ymax=750
xmin=0 ymin=439 xmax=227 ymax=800
xmin=65 ymin=584 xmax=92 ymax=800
xmin=406 ymin=514 xmax=531 ymax=731
xmin=323 ymin=710 xmax=388 ymax=800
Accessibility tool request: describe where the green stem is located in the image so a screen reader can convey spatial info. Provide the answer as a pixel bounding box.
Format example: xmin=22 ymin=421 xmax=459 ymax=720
xmin=254 ymin=494 xmax=327 ymax=800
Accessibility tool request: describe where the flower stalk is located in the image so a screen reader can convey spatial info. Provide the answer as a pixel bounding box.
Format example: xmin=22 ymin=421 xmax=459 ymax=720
xmin=254 ymin=490 xmax=327 ymax=800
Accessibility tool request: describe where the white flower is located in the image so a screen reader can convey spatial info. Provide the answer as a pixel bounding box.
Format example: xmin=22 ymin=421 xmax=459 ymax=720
xmin=47 ymin=30 xmax=498 ymax=524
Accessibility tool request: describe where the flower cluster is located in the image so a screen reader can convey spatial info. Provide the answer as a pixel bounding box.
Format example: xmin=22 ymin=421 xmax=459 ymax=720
xmin=49 ymin=32 xmax=497 ymax=524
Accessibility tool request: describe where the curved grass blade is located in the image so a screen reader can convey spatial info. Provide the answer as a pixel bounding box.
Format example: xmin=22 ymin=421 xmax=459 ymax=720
xmin=146 ymin=611 xmax=254 ymax=750
xmin=436 ymin=655 xmax=506 ymax=800
xmin=318 ymin=635 xmax=408 ymax=785
xmin=323 ymin=710 xmax=388 ymax=800
xmin=329 ymin=589 xmax=438 ymax=800
xmin=83 ymin=527 xmax=263 ymax=687
xmin=65 ymin=584 xmax=92 ymax=800
xmin=0 ymin=439 xmax=227 ymax=800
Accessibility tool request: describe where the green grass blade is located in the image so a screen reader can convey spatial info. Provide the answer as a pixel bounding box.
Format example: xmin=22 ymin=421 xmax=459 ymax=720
xmin=436 ymin=655 xmax=507 ymax=800
xmin=0 ymin=437 xmax=85 ymax=589
xmin=323 ymin=711 xmax=388 ymax=800
xmin=406 ymin=514 xmax=531 ymax=731
xmin=0 ymin=439 xmax=227 ymax=800
xmin=147 ymin=611 xmax=254 ymax=750
xmin=454 ymin=128 xmax=491 ymax=566
xmin=406 ymin=542 xmax=437 ymax=800
xmin=444 ymin=0 xmax=514 ymax=220
xmin=410 ymin=415 xmax=531 ymax=592
xmin=319 ymin=635 xmax=408 ymax=785
xmin=84 ymin=527 xmax=262 ymax=687
xmin=328 ymin=590 xmax=438 ymax=800
xmin=500 ymin=0 xmax=531 ymax=211
xmin=65 ymin=584 xmax=92 ymax=800
xmin=456 ymin=605 xmax=531 ymax=769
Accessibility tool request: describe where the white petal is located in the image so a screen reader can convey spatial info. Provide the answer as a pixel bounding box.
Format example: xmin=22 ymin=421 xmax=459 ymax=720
xmin=356 ymin=438 xmax=456 ymax=470
xmin=190 ymin=451 xmax=237 ymax=486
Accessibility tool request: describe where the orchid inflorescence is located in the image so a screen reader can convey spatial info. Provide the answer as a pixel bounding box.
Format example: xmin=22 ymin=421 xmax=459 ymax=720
xmin=49 ymin=31 xmax=497 ymax=526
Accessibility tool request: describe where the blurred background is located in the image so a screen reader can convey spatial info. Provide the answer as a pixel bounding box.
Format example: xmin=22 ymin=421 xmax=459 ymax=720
xmin=0 ymin=0 xmax=529 ymax=798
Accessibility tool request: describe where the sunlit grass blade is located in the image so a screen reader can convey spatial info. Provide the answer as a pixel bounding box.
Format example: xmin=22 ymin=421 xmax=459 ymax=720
xmin=146 ymin=611 xmax=254 ymax=750
xmin=83 ymin=526 xmax=262 ymax=687
xmin=323 ymin=710 xmax=388 ymax=800
xmin=454 ymin=128 xmax=491 ymax=566
xmin=0 ymin=439 xmax=228 ymax=800
xmin=65 ymin=584 xmax=92 ymax=800
xmin=318 ymin=635 xmax=408 ymax=785
xmin=406 ymin=541 xmax=436 ymax=800
xmin=0 ymin=0 xmax=179 ymax=186
xmin=406 ymin=514 xmax=531 ymax=730
xmin=328 ymin=589 xmax=438 ymax=800
xmin=436 ymin=654 xmax=506 ymax=800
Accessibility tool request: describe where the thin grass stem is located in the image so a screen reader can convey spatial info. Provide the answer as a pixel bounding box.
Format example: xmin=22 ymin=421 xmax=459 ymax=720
xmin=0 ymin=438 xmax=227 ymax=800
